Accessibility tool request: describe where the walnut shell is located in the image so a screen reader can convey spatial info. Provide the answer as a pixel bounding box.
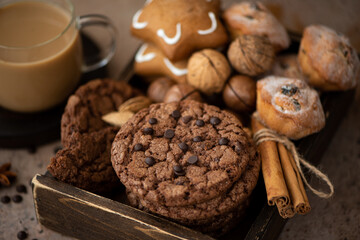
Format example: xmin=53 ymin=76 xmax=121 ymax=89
xmin=187 ymin=49 xmax=231 ymax=95
xmin=227 ymin=35 xmax=275 ymax=76
xmin=223 ymin=75 xmax=256 ymax=112
xmin=163 ymin=83 xmax=202 ymax=103
xmin=147 ymin=77 xmax=176 ymax=103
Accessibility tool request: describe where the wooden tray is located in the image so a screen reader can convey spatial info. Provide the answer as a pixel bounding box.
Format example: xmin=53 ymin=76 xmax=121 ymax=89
xmin=32 ymin=47 xmax=356 ymax=239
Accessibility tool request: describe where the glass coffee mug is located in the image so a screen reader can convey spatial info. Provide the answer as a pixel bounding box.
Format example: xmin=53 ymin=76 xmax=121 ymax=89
xmin=0 ymin=0 xmax=116 ymax=112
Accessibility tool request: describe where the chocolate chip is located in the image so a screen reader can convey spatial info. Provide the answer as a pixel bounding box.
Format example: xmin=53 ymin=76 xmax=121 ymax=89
xmin=210 ymin=117 xmax=221 ymax=126
xmin=12 ymin=195 xmax=23 ymax=203
xmin=145 ymin=157 xmax=155 ymax=166
xmin=193 ymin=136 xmax=202 ymax=142
xmin=195 ymin=119 xmax=205 ymax=127
xmin=245 ymin=15 xmax=254 ymax=20
xmin=17 ymin=230 xmax=27 ymax=240
xmin=181 ymin=116 xmax=192 ymax=124
xmin=143 ymin=127 xmax=154 ymax=135
xmin=164 ymin=129 xmax=175 ymax=139
xmin=1 ymin=195 xmax=11 ymax=204
xmin=16 ymin=185 xmax=27 ymax=194
xmin=134 ymin=143 xmax=144 ymax=151
xmin=187 ymin=155 xmax=198 ymax=164
xmin=219 ymin=137 xmax=229 ymax=145
xmin=178 ymin=142 xmax=188 ymax=152
xmin=173 ymin=165 xmax=185 ymax=176
xmin=214 ymin=157 xmax=220 ymax=162
xmin=149 ymin=118 xmax=158 ymax=125
xmin=171 ymin=110 xmax=181 ymax=119
xmin=235 ymin=142 xmax=242 ymax=153
xmin=175 ymin=181 xmax=184 ymax=185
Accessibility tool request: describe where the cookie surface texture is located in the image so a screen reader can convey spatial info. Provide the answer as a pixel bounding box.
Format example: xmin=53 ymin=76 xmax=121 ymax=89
xmin=48 ymin=79 xmax=138 ymax=193
xmin=131 ymin=0 xmax=228 ymax=61
xmin=111 ymin=100 xmax=254 ymax=206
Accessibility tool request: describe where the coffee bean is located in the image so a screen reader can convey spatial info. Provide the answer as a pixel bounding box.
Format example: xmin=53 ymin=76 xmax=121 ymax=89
xmin=143 ymin=127 xmax=154 ymax=135
xmin=178 ymin=142 xmax=188 ymax=152
xmin=187 ymin=155 xmax=198 ymax=164
xmin=17 ymin=230 xmax=27 ymax=240
xmin=16 ymin=185 xmax=27 ymax=194
xmin=195 ymin=119 xmax=205 ymax=127
xmin=164 ymin=129 xmax=175 ymax=139
xmin=134 ymin=143 xmax=144 ymax=151
xmin=173 ymin=165 xmax=185 ymax=176
xmin=193 ymin=136 xmax=202 ymax=142
xmin=145 ymin=157 xmax=155 ymax=166
xmin=171 ymin=110 xmax=181 ymax=119
xmin=219 ymin=137 xmax=229 ymax=145
xmin=1 ymin=195 xmax=11 ymax=204
xmin=12 ymin=195 xmax=23 ymax=203
xmin=149 ymin=118 xmax=158 ymax=125
xmin=181 ymin=116 xmax=192 ymax=124
xmin=210 ymin=117 xmax=221 ymax=126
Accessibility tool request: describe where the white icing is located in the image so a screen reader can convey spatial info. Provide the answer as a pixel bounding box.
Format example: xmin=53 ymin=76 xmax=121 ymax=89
xmin=198 ymin=12 xmax=217 ymax=35
xmin=163 ymin=58 xmax=188 ymax=76
xmin=157 ymin=23 xmax=181 ymax=45
xmin=145 ymin=0 xmax=152 ymax=5
xmin=132 ymin=9 xmax=148 ymax=29
xmin=135 ymin=44 xmax=156 ymax=63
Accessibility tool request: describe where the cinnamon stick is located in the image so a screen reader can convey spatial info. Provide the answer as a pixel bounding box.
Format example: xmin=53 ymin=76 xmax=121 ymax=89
xmin=278 ymin=143 xmax=311 ymax=215
xmin=251 ymin=117 xmax=292 ymax=216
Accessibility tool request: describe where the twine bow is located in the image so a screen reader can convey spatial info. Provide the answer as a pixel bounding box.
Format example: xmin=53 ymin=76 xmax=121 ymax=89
xmin=253 ymin=128 xmax=334 ymax=199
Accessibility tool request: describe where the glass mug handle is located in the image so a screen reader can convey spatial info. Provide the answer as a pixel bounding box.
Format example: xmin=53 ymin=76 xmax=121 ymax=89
xmin=77 ymin=14 xmax=117 ymax=72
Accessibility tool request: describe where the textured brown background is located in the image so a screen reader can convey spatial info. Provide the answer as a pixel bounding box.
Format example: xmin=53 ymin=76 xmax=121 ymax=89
xmin=0 ymin=0 xmax=359 ymax=239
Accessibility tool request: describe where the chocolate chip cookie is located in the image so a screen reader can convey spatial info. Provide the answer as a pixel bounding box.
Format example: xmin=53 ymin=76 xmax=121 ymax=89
xmin=111 ymin=100 xmax=254 ymax=206
xmin=131 ymin=150 xmax=260 ymax=223
xmin=48 ymin=79 xmax=138 ymax=193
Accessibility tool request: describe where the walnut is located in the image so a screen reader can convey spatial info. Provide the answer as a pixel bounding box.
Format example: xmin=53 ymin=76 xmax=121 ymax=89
xmin=187 ymin=49 xmax=231 ymax=95
xmin=227 ymin=35 xmax=275 ymax=76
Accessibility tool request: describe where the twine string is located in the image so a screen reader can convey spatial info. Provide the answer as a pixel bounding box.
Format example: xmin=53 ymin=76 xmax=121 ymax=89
xmin=253 ymin=128 xmax=334 ymax=199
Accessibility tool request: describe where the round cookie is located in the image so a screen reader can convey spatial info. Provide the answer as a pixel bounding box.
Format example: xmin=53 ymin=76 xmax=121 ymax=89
xmin=48 ymin=79 xmax=139 ymax=193
xmin=128 ymin=150 xmax=260 ymax=223
xmin=298 ymin=25 xmax=359 ymax=91
xmin=111 ymin=100 xmax=254 ymax=207
xmin=256 ymin=76 xmax=325 ymax=140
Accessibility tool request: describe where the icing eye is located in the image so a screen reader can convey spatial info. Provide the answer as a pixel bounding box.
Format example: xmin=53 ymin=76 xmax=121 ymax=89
xmin=198 ymin=12 xmax=217 ymax=35
xmin=157 ymin=23 xmax=182 ymax=45
xmin=132 ymin=9 xmax=148 ymax=29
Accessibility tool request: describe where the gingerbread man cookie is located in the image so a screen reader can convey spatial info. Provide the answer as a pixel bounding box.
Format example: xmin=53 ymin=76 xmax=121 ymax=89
xmin=131 ymin=0 xmax=228 ymax=61
xmin=134 ymin=43 xmax=188 ymax=83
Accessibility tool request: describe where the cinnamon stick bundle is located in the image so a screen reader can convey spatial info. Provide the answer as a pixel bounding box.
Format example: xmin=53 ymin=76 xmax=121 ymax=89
xmin=251 ymin=116 xmax=310 ymax=218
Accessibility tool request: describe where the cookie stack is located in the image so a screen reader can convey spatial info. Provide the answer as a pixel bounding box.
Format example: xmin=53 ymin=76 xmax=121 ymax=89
xmin=111 ymin=100 xmax=260 ymax=236
xmin=131 ymin=0 xmax=228 ymax=83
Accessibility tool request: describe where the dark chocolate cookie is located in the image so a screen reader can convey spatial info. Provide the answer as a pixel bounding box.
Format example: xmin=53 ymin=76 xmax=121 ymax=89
xmin=134 ymin=149 xmax=259 ymax=223
xmin=112 ymin=100 xmax=254 ymax=206
xmin=48 ymin=79 xmax=138 ymax=193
